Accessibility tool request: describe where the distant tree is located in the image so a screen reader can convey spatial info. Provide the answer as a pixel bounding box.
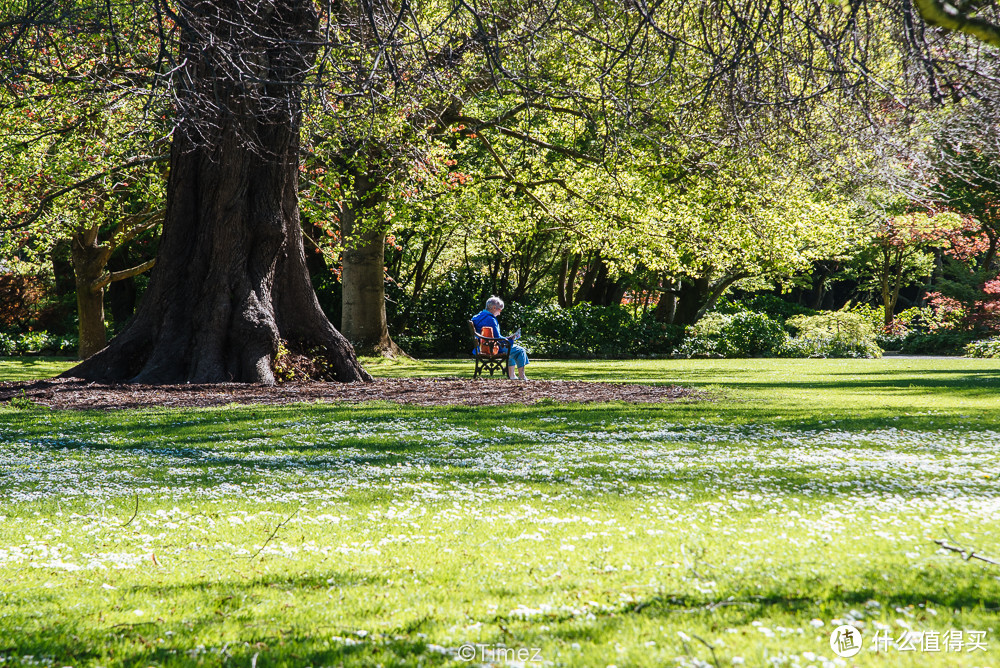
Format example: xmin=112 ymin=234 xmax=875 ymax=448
xmin=0 ymin=15 xmax=165 ymax=358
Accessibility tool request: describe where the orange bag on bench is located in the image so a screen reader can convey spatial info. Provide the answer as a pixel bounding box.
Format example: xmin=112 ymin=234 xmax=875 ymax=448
xmin=480 ymin=326 xmax=500 ymax=356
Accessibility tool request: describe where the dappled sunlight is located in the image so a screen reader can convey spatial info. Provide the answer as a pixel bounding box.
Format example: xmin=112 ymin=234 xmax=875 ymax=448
xmin=2 ymin=360 xmax=1000 ymax=665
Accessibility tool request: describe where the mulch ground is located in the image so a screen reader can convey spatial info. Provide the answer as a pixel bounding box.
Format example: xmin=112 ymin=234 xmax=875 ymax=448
xmin=0 ymin=377 xmax=704 ymax=410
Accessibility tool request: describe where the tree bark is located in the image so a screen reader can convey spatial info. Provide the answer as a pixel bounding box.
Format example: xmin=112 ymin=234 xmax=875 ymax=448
xmin=50 ymin=241 xmax=75 ymax=298
xmin=558 ymin=253 xmax=581 ymax=308
xmin=63 ymin=0 xmax=369 ymax=384
xmin=653 ymin=277 xmax=678 ymax=323
xmin=573 ymin=252 xmax=601 ymax=305
xmin=70 ymin=229 xmax=108 ymax=359
xmin=107 ymin=250 xmax=139 ymax=328
xmin=339 ymin=168 xmax=405 ymax=358
xmin=671 ymin=276 xmax=711 ymax=326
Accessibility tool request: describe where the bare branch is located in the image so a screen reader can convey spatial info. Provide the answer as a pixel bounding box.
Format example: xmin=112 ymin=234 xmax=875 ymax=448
xmin=933 ymin=538 xmax=1000 ymax=566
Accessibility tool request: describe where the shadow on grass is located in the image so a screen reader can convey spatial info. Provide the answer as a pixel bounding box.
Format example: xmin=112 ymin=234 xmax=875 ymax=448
xmin=537 ymin=563 xmax=1000 ymax=646
xmin=542 ymin=365 xmax=1000 ymax=392
xmin=4 ymin=561 xmax=996 ymax=666
xmin=4 ymin=400 xmax=1000 ymax=506
xmin=0 ymin=568 xmax=444 ymax=667
xmin=0 ymin=622 xmax=457 ymax=667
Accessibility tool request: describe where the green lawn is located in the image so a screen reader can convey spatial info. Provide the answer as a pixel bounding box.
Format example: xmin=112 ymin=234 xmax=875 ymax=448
xmin=0 ymin=356 xmax=74 ymax=382
xmin=1 ymin=356 xmax=999 ymax=666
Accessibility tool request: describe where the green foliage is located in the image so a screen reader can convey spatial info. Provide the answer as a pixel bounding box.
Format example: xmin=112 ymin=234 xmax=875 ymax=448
xmin=779 ymin=311 xmax=882 ymax=359
xmin=675 ymin=311 xmax=787 ymax=358
xmin=901 ymin=330 xmax=980 ymax=355
xmin=786 ymin=311 xmax=875 ymax=343
xmin=965 ymin=337 xmax=1000 ymax=358
xmin=392 ymin=271 xmax=496 ymax=357
xmin=0 ymin=331 xmax=77 ymax=356
xmin=875 ymin=333 xmax=906 ymax=351
xmin=675 ymin=308 xmax=884 ymax=359
xmin=0 ymin=333 xmax=14 ymax=357
xmin=846 ymin=302 xmax=886 ymax=334
xmin=519 ymin=304 xmax=682 ymax=358
xmin=393 ymin=278 xmax=682 ymax=359
xmin=719 ymin=294 xmax=818 ymax=323
xmin=8 ymin=390 xmax=37 ymax=410
xmin=778 ymin=335 xmax=882 ymax=359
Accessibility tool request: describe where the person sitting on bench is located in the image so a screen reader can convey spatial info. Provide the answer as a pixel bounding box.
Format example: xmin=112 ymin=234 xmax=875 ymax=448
xmin=472 ymin=296 xmax=529 ymax=380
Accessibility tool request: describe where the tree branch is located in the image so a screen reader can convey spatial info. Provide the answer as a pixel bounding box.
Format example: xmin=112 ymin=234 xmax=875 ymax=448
xmin=932 ymin=538 xmax=1000 ymax=566
xmin=912 ymin=0 xmax=1000 ymax=47
xmin=0 ymin=155 xmax=167 ymax=232
xmin=456 ymin=118 xmax=602 ymax=164
xmin=94 ymin=258 xmax=156 ymax=292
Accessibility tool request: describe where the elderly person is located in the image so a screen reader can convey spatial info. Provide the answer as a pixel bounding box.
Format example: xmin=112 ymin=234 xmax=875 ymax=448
xmin=472 ymin=295 xmax=529 ymax=380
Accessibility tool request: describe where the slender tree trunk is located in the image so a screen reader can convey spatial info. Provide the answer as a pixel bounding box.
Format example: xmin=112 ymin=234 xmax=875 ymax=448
xmin=50 ymin=241 xmax=75 ymax=298
xmin=654 ymin=277 xmax=678 ymax=323
xmin=340 ymin=168 xmax=405 ymax=358
xmin=411 ymin=238 xmax=433 ymax=298
xmin=983 ymin=228 xmax=998 ymax=274
xmin=574 ymin=252 xmax=601 ymax=304
xmin=558 ymin=253 xmax=579 ymax=308
xmin=107 ymin=250 xmax=138 ymax=328
xmin=64 ymin=0 xmax=368 ymax=384
xmin=881 ymin=248 xmax=903 ymax=330
xmin=811 ymin=277 xmax=827 ymax=310
xmin=70 ymin=230 xmax=108 ymax=359
xmin=589 ymin=262 xmax=610 ymax=305
xmin=672 ymin=276 xmax=711 ymax=326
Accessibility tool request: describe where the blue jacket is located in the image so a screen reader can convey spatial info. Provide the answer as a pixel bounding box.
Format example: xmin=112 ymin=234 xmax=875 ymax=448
xmin=472 ymin=309 xmax=504 ymax=339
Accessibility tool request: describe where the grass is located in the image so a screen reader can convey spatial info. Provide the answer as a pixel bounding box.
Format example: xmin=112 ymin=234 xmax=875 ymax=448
xmin=0 ymin=356 xmax=74 ymax=382
xmin=1 ymin=356 xmax=999 ymax=666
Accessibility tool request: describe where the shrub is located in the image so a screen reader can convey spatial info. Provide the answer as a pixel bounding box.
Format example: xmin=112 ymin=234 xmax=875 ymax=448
xmin=0 ymin=332 xmax=15 ymax=356
xmin=892 ymin=306 xmax=938 ymax=334
xmin=965 ymin=337 xmax=1000 ymax=358
xmin=9 ymin=390 xmax=37 ymax=410
xmin=901 ymin=330 xmax=979 ymax=355
xmin=16 ymin=331 xmax=52 ymax=354
xmin=390 ymin=271 xmax=499 ymax=357
xmin=520 ymin=304 xmax=682 ymax=358
xmin=780 ymin=311 xmax=882 ymax=359
xmin=675 ymin=311 xmax=787 ymax=358
xmin=778 ymin=336 xmax=882 ymax=359
xmin=717 ymin=294 xmax=818 ymax=322
xmin=0 ymin=274 xmax=46 ymax=329
xmin=875 ymin=333 xmax=905 ymax=352
xmin=0 ymin=331 xmax=78 ymax=357
xmin=386 ymin=272 xmax=684 ymax=359
xmin=786 ymin=311 xmax=874 ymax=342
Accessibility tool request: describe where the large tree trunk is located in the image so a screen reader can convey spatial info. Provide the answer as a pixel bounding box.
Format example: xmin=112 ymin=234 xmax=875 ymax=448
xmin=339 ymin=168 xmax=405 ymax=358
xmin=64 ymin=0 xmax=369 ymax=384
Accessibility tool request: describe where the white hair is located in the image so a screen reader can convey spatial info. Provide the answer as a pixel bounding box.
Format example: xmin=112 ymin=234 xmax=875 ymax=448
xmin=486 ymin=295 xmax=504 ymax=310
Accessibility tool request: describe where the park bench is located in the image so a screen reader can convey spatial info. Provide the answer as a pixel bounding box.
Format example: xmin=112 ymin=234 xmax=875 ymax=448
xmin=468 ymin=320 xmax=510 ymax=379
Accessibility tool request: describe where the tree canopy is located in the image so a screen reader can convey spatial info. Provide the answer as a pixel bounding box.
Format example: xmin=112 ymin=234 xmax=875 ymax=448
xmin=2 ymin=0 xmax=1000 ymax=375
